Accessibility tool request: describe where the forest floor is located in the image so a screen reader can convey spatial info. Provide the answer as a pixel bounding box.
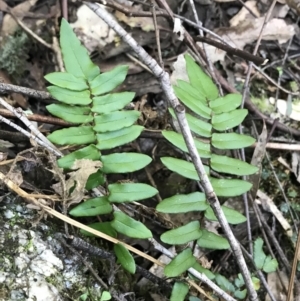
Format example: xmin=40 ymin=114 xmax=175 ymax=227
xmin=0 ymin=0 xmax=300 ymax=300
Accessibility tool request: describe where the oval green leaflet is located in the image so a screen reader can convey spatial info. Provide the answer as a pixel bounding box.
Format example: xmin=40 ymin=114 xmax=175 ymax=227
xmin=44 ymin=72 xmax=88 ymax=91
xmin=164 ymin=248 xmax=196 ymax=277
xmin=111 ymin=211 xmax=152 ymax=239
xmin=114 ymin=243 xmax=136 ymax=274
xmin=161 ymin=221 xmax=202 ymax=245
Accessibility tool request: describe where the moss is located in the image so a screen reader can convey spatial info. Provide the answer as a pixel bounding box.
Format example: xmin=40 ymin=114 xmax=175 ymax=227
xmin=0 ymin=30 xmax=29 ymax=79
xmin=251 ymin=97 xmax=275 ymax=115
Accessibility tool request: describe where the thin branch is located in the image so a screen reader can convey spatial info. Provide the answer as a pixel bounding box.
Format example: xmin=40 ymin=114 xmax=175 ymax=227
xmin=0 ymin=114 xmax=60 ymax=156
xmin=0 ymin=82 xmax=52 ymax=100
xmin=0 ymin=108 xmax=72 ymax=126
xmin=151 ymin=0 xmax=163 ymax=67
xmin=0 ymin=97 xmax=63 ymax=157
xmin=287 ymin=225 xmax=300 ymax=301
xmin=252 ymin=64 xmax=299 ymax=95
xmin=194 ymin=36 xmax=266 ymax=65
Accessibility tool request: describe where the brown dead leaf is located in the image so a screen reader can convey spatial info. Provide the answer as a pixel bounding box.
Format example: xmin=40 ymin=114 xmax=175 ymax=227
xmin=266 ymin=271 xmax=290 ymax=301
xmin=256 ymin=190 xmax=292 ymax=238
xmin=66 ymin=159 xmax=103 ymax=205
xmin=1 ymin=0 xmax=38 ymax=37
xmin=115 ymin=8 xmax=155 ymax=32
xmin=115 ymin=4 xmax=170 ymax=32
xmin=29 ymin=61 xmax=46 ymax=91
xmin=8 ymin=171 xmax=23 ymax=186
xmin=198 ymin=256 xmax=213 ymax=269
xmin=201 ymin=18 xmax=295 ymax=63
xmin=0 ymin=70 xmax=28 ymax=108
xmin=230 ymin=1 xmax=260 ymax=27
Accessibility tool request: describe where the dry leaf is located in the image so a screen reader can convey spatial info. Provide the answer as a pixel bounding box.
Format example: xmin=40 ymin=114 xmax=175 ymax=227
xmin=115 ymin=4 xmax=170 ymax=32
xmin=115 ymin=7 xmax=154 ymax=32
xmin=230 ymin=1 xmax=260 ymax=27
xmin=66 ymin=159 xmax=103 ymax=205
xmin=0 ymin=70 xmax=28 ymax=108
xmin=1 ymin=0 xmax=38 ymax=37
xmin=71 ymin=5 xmax=116 ymax=52
xmin=256 ymin=190 xmax=292 ymax=238
xmin=265 ymin=271 xmax=290 ymax=301
xmin=173 ymin=18 xmax=184 ymax=41
xmin=274 ymin=98 xmax=300 ymax=121
xmin=52 ymin=181 xmax=63 ymax=196
xmin=170 ymin=54 xmax=189 ymax=85
xmin=201 ymin=18 xmax=295 ymax=63
xmin=291 ymin=152 xmax=300 ymax=183
xmin=8 ymin=171 xmax=23 ymax=186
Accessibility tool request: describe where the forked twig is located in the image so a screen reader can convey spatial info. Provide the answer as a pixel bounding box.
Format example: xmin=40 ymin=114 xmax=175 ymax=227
xmin=0 ymin=97 xmax=62 ymax=156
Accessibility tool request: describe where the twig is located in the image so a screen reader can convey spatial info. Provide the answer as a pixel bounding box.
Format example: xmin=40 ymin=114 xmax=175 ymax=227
xmin=252 ymin=64 xmax=299 ymax=95
xmin=84 ymin=2 xmax=258 ymax=300
xmin=253 ymin=201 xmax=291 ymax=272
xmin=237 ymin=0 xmax=259 ymax=18
xmin=0 ymin=97 xmax=62 ymax=157
xmin=10 ymin=12 xmax=53 ymax=49
xmin=0 ymin=108 xmax=72 ymax=126
xmin=194 ymin=36 xmax=266 ymax=66
xmin=265 ymin=150 xmax=297 ymax=230
xmin=274 ymin=17 xmax=299 ymax=104
xmin=0 ymin=82 xmax=52 ymax=100
xmin=154 ymin=0 xmax=174 ymax=19
xmin=61 ymin=0 xmax=68 ymax=21
xmin=150 ymin=0 xmax=163 ymax=67
xmin=241 ymin=0 xmax=277 ymax=108
xmin=287 ymin=226 xmax=300 ymax=301
xmin=57 ymin=235 xmax=109 ymax=289
xmin=125 ymin=53 xmax=153 ymax=74
xmin=0 ymin=113 xmax=61 ymax=156
xmin=261 ymin=53 xmax=300 ymax=72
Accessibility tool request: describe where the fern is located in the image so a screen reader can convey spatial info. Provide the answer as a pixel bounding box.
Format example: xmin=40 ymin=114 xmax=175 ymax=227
xmin=45 ymin=19 xmax=157 ymax=273
xmin=156 ymin=54 xmax=259 ymax=284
